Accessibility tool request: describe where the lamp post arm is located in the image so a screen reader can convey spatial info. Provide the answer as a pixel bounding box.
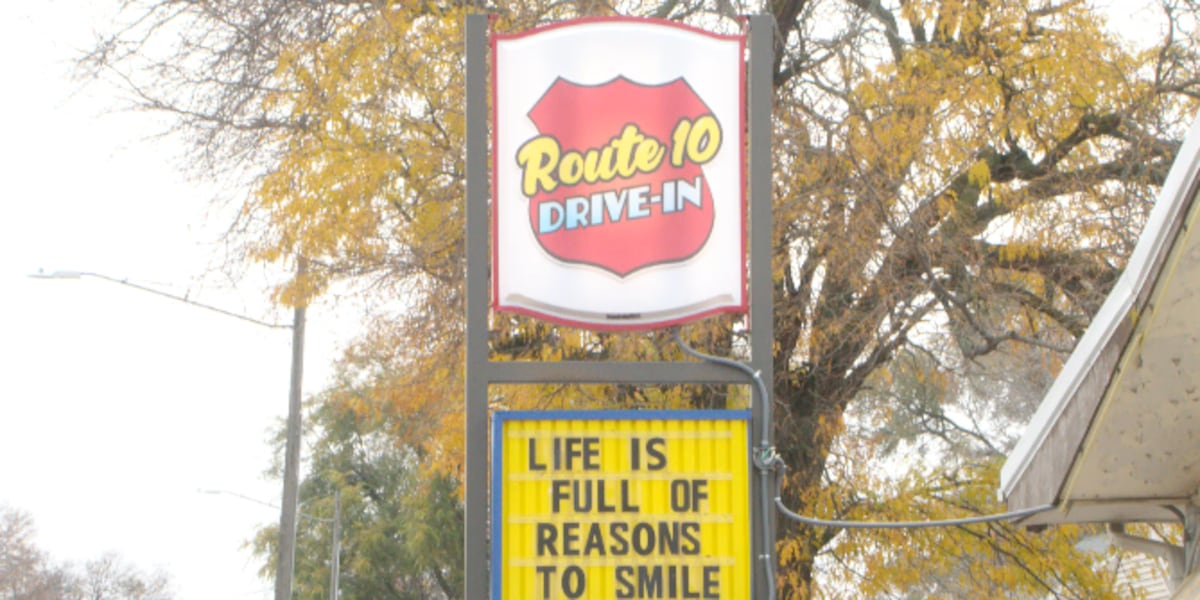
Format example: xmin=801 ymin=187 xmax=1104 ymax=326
xmin=30 ymin=270 xmax=290 ymax=330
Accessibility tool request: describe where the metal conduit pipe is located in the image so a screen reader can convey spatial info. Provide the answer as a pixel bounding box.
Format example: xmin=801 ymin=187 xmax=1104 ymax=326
xmin=671 ymin=329 xmax=780 ymax=600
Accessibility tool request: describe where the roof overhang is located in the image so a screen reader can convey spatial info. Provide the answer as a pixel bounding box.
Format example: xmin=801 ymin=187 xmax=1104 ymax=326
xmin=1000 ymin=115 xmax=1200 ymax=527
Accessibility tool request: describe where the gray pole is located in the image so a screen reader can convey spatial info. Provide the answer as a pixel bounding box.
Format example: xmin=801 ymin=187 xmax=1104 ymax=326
xmin=276 ymin=258 xmax=308 ymax=600
xmin=464 ymin=13 xmax=490 ymax=600
xmin=748 ymin=14 xmax=776 ymax=598
xmin=329 ymin=488 xmax=341 ymax=600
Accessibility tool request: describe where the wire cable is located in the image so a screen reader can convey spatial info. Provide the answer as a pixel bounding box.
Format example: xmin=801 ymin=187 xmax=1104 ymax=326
xmin=775 ymin=493 xmax=1055 ymax=530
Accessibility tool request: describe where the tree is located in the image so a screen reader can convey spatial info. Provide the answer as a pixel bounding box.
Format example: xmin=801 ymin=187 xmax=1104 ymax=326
xmin=82 ymin=0 xmax=1200 ymax=596
xmin=797 ymin=346 xmax=1130 ymax=598
xmin=0 ymin=506 xmax=172 ymax=600
xmin=0 ymin=506 xmax=62 ymax=600
xmin=77 ymin=553 xmax=171 ymax=600
xmin=252 ymin=369 xmax=463 ymax=599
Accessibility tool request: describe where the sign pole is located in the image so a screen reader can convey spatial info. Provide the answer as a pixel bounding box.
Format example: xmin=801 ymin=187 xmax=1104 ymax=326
xmin=464 ymin=12 xmax=491 ymax=600
xmin=748 ymin=14 xmax=776 ymax=598
xmin=465 ymin=13 xmax=774 ymax=599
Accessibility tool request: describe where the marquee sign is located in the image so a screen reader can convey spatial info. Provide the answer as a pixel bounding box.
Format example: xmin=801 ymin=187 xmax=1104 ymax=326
xmin=492 ymin=410 xmax=751 ymax=599
xmin=493 ymin=18 xmax=746 ymax=330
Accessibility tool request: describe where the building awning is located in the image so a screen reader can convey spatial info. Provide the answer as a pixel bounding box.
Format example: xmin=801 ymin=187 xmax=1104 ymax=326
xmin=1000 ymin=115 xmax=1200 ymax=527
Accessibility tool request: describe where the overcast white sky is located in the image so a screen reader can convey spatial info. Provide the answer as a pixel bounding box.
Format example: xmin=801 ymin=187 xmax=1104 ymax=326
xmin=0 ymin=1 xmax=1169 ymax=599
xmin=0 ymin=1 xmax=344 ymax=598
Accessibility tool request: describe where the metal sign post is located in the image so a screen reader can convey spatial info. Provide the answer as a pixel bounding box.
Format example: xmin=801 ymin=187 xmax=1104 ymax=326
xmin=464 ymin=14 xmax=490 ymax=600
xmin=465 ymin=13 xmax=774 ymax=598
xmin=746 ymin=14 xmax=776 ymax=598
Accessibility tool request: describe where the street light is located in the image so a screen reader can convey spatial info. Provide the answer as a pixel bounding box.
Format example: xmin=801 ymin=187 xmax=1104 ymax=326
xmin=28 ymin=269 xmax=290 ymax=329
xmin=31 ymin=267 xmax=307 ymax=600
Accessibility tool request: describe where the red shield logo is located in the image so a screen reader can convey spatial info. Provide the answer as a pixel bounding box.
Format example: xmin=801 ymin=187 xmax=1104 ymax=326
xmin=519 ymin=77 xmax=719 ymax=276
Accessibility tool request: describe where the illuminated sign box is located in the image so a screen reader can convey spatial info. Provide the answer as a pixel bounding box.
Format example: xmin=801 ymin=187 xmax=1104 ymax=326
xmin=491 ymin=410 xmax=751 ymax=599
xmin=492 ymin=18 xmax=747 ymax=330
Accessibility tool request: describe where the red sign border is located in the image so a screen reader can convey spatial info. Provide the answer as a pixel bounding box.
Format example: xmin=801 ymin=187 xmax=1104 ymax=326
xmin=491 ymin=16 xmax=747 ymax=331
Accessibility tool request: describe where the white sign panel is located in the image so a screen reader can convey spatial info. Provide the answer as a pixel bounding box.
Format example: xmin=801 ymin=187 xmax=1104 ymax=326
xmin=493 ymin=18 xmax=746 ymax=330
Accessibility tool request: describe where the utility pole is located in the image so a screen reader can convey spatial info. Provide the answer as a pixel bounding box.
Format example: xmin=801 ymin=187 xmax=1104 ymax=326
xmin=329 ymin=488 xmax=341 ymax=600
xmin=276 ymin=258 xmax=308 ymax=600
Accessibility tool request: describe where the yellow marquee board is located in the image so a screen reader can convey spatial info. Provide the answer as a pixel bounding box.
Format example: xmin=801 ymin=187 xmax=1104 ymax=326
xmin=491 ymin=410 xmax=751 ymax=599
